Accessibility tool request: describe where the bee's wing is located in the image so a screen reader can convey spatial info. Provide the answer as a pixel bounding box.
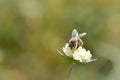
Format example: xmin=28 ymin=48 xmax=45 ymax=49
xmin=79 ymin=32 xmax=86 ymax=38
xmin=72 ymin=29 xmax=78 ymax=37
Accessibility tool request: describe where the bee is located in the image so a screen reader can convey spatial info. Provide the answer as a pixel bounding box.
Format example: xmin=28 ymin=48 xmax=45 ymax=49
xmin=68 ymin=29 xmax=86 ymax=50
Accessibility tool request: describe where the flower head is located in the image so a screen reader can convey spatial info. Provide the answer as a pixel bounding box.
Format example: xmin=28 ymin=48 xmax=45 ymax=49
xmin=73 ymin=46 xmax=96 ymax=63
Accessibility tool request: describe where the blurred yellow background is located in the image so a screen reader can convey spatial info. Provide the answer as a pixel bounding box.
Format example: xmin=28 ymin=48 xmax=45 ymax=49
xmin=0 ymin=0 xmax=120 ymax=80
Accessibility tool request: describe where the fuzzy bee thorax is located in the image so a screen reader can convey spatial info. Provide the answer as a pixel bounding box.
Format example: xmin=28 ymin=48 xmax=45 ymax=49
xmin=68 ymin=37 xmax=83 ymax=51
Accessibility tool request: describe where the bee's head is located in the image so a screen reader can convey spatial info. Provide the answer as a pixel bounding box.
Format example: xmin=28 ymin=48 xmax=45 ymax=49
xmin=72 ymin=29 xmax=78 ymax=37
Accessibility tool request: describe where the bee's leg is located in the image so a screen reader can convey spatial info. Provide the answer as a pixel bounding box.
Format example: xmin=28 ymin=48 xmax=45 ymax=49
xmin=79 ymin=33 xmax=86 ymax=38
xmin=75 ymin=39 xmax=83 ymax=49
xmin=76 ymin=43 xmax=80 ymax=49
xmin=80 ymin=39 xmax=83 ymax=46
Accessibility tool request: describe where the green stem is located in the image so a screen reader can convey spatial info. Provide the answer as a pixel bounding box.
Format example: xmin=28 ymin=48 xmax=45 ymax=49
xmin=67 ymin=61 xmax=75 ymax=80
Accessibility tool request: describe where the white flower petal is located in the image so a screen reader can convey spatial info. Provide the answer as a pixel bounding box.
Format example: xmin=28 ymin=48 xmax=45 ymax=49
xmin=57 ymin=49 xmax=64 ymax=56
xmin=73 ymin=53 xmax=82 ymax=62
xmin=85 ymin=59 xmax=97 ymax=63
xmin=63 ymin=43 xmax=73 ymax=57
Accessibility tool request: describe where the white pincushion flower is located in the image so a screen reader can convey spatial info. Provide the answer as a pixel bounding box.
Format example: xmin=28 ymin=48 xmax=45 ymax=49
xmin=57 ymin=29 xmax=96 ymax=63
xmin=73 ymin=46 xmax=96 ymax=63
xmin=61 ymin=43 xmax=96 ymax=63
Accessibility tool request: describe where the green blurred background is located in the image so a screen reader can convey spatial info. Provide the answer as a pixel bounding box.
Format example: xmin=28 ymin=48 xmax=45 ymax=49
xmin=0 ymin=0 xmax=120 ymax=80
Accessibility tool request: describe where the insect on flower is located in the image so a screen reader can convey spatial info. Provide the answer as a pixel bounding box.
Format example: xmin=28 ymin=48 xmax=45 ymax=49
xmin=57 ymin=29 xmax=96 ymax=63
xmin=68 ymin=29 xmax=86 ymax=51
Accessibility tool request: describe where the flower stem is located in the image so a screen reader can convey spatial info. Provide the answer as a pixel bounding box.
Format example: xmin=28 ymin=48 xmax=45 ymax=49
xmin=67 ymin=61 xmax=75 ymax=80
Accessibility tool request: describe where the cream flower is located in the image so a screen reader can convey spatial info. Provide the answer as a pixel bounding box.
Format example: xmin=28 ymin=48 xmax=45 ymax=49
xmin=73 ymin=46 xmax=96 ymax=63
xmin=62 ymin=43 xmax=95 ymax=62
